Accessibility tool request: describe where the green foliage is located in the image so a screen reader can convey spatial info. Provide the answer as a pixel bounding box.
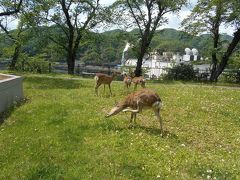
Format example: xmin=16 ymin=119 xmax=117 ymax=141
xmin=15 ymin=54 xmax=50 ymax=73
xmin=0 ymin=27 xmax=235 ymax=66
xmin=219 ymin=70 xmax=240 ymax=83
xmin=164 ymin=64 xmax=196 ymax=81
xmin=228 ymin=52 xmax=240 ymax=69
xmin=182 ymin=0 xmax=240 ymax=81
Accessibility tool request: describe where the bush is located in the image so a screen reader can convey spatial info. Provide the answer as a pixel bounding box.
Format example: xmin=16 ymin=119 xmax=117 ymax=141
xmin=236 ymin=70 xmax=240 ymax=83
xmin=163 ymin=64 xmax=196 ymax=81
xmin=16 ymin=55 xmax=50 ymax=73
xmin=219 ymin=70 xmax=240 ymax=83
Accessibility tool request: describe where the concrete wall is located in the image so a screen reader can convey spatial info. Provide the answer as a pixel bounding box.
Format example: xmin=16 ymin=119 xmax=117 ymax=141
xmin=0 ymin=74 xmax=24 ymax=113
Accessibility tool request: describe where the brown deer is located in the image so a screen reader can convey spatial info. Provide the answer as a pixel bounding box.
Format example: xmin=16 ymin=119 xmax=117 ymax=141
xmin=106 ymin=88 xmax=163 ymax=134
xmin=132 ymin=76 xmax=146 ymax=90
xmin=94 ymin=72 xmax=117 ymax=96
xmin=123 ymin=74 xmax=132 ymax=89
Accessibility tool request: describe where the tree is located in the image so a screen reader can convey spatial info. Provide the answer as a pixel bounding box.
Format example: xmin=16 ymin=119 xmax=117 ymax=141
xmin=0 ymin=0 xmax=23 ymax=69
xmin=112 ymin=0 xmax=187 ymax=76
xmin=0 ymin=0 xmax=46 ymax=70
xmin=36 ymin=0 xmax=102 ymax=74
xmin=182 ymin=0 xmax=240 ymax=82
xmin=0 ymin=0 xmax=22 ymax=17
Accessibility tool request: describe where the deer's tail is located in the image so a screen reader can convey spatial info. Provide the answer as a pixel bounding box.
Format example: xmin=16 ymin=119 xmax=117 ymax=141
xmin=94 ymin=75 xmax=99 ymax=82
xmin=152 ymin=99 xmax=162 ymax=110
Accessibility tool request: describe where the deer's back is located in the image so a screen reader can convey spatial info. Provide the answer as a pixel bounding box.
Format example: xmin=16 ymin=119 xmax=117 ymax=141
xmin=125 ymin=89 xmax=161 ymax=108
xmin=132 ymin=76 xmax=145 ymax=83
xmin=95 ymin=73 xmax=113 ymax=84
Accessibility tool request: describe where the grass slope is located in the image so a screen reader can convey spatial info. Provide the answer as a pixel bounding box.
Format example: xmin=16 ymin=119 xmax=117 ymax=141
xmin=0 ymin=75 xmax=240 ymax=179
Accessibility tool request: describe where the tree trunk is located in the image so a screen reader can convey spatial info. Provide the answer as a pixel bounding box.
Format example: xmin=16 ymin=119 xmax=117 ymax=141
xmin=209 ymin=53 xmax=218 ymax=82
xmin=135 ymin=53 xmax=144 ymax=77
xmin=67 ymin=51 xmax=75 ymax=74
xmin=134 ymin=34 xmax=150 ymax=77
xmin=210 ymin=29 xmax=240 ymax=81
xmin=66 ymin=28 xmax=75 ymax=74
xmin=209 ymin=27 xmax=220 ymax=82
xmin=9 ymin=44 xmax=21 ymax=70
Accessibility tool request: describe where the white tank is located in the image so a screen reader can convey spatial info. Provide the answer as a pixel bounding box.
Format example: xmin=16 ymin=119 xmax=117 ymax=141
xmin=185 ymin=48 xmax=192 ymax=55
xmin=192 ymin=48 xmax=199 ymax=56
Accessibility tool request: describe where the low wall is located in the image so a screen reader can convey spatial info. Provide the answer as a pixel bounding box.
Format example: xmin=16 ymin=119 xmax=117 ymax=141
xmin=0 ymin=74 xmax=24 ymax=113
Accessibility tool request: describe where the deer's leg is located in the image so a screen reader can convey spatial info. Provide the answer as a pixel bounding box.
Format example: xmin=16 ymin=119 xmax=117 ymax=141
xmin=129 ymin=112 xmax=137 ymax=128
xmin=133 ymin=113 xmax=137 ymax=124
xmin=95 ymin=83 xmax=101 ymax=96
xmin=104 ymin=84 xmax=106 ymax=94
xmin=130 ymin=112 xmax=134 ymax=125
xmin=108 ymin=84 xmax=112 ymax=96
xmin=125 ymin=83 xmax=128 ymax=89
xmin=134 ymin=83 xmax=137 ymax=90
xmin=154 ymin=108 xmax=163 ymax=135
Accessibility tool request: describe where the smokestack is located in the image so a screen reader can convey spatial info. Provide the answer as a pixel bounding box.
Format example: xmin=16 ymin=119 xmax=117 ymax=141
xmin=123 ymin=42 xmax=131 ymax=52
xmin=121 ymin=42 xmax=131 ymax=65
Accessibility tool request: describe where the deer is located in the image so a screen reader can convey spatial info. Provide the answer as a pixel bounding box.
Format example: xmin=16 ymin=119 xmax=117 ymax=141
xmin=106 ymin=88 xmax=163 ymax=135
xmin=94 ymin=72 xmax=117 ymax=96
xmin=132 ymin=76 xmax=146 ymax=90
xmin=123 ymin=73 xmax=132 ymax=89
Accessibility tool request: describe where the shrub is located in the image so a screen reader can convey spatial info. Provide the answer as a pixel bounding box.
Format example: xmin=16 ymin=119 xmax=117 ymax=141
xmin=236 ymin=70 xmax=240 ymax=83
xmin=16 ymin=55 xmax=50 ymax=73
xmin=219 ymin=70 xmax=240 ymax=83
xmin=163 ymin=64 xmax=196 ymax=81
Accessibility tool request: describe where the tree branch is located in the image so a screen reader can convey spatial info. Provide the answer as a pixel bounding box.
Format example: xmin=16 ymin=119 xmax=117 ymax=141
xmin=126 ymin=0 xmax=143 ymax=36
xmin=59 ymin=0 xmax=74 ymax=30
xmin=48 ymin=36 xmax=68 ymax=51
xmin=0 ymin=22 xmax=16 ymax=41
xmin=0 ymin=0 xmax=23 ymax=17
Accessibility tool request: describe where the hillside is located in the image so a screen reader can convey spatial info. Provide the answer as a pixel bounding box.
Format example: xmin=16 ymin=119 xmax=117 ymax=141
xmin=0 ymin=27 xmax=233 ymax=64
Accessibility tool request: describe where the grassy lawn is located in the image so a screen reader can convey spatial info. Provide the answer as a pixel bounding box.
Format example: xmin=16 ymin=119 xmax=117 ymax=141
xmin=0 ymin=74 xmax=240 ymax=179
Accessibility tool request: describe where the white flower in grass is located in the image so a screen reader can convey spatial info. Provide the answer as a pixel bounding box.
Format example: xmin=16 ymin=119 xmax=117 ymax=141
xmin=207 ymin=169 xmax=212 ymax=173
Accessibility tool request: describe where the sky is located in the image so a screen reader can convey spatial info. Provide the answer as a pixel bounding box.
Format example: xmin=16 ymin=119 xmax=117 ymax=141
xmin=99 ymin=0 xmax=234 ymax=35
xmin=7 ymin=0 xmax=234 ymax=35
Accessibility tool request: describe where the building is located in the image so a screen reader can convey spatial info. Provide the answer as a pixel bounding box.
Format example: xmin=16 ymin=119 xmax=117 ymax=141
xmin=124 ymin=52 xmax=173 ymax=78
xmin=122 ymin=43 xmax=208 ymax=78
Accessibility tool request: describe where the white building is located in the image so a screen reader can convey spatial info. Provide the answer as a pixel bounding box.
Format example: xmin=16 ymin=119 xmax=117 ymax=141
xmin=122 ymin=43 xmax=206 ymax=78
xmin=124 ymin=52 xmax=173 ymax=79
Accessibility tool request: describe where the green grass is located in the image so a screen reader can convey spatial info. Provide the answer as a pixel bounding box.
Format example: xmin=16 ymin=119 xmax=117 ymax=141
xmin=0 ymin=74 xmax=240 ymax=179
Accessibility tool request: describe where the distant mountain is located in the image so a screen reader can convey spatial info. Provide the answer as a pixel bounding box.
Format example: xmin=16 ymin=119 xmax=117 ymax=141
xmin=0 ymin=27 xmax=233 ymax=64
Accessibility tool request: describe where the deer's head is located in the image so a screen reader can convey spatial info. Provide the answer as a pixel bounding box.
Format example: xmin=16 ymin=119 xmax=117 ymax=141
xmin=106 ymin=102 xmax=126 ymax=118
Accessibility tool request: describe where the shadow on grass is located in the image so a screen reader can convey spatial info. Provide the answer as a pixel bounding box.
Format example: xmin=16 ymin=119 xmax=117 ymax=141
xmin=99 ymin=120 xmax=178 ymax=139
xmin=0 ymin=98 xmax=29 ymax=125
xmin=27 ymin=163 xmax=63 ymax=179
xmin=24 ymin=76 xmax=90 ymax=89
xmin=130 ymin=125 xmax=178 ymax=139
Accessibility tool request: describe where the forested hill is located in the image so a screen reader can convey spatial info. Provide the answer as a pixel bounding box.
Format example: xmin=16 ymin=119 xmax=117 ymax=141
xmin=95 ymin=28 xmax=232 ymax=63
xmin=0 ymin=27 xmax=233 ymax=64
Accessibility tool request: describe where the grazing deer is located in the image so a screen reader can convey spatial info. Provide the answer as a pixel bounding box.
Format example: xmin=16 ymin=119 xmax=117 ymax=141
xmin=106 ymin=88 xmax=163 ymax=134
xmin=94 ymin=72 xmax=117 ymax=96
xmin=123 ymin=74 xmax=132 ymax=89
xmin=132 ymin=76 xmax=146 ymax=90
